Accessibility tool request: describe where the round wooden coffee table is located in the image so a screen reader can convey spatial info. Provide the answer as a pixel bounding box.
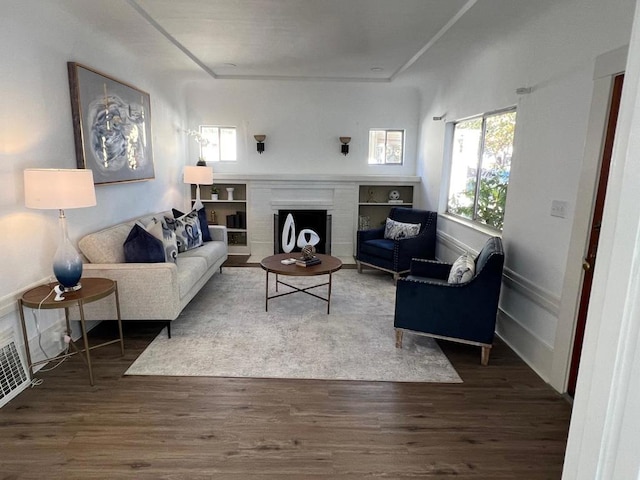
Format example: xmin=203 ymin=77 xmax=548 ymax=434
xmin=260 ymin=253 xmax=343 ymax=313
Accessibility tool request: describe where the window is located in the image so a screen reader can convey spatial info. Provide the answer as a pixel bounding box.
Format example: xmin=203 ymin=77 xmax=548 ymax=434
xmin=368 ymin=129 xmax=404 ymax=165
xmin=446 ymin=108 xmax=516 ymax=231
xmin=199 ymin=125 xmax=237 ymax=162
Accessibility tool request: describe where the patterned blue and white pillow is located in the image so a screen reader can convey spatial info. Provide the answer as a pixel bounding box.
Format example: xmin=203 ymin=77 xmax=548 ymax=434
xmin=165 ymin=210 xmax=203 ymax=253
xmin=146 ymin=217 xmax=178 ymax=262
xmin=384 ymin=218 xmax=421 ymax=240
xmin=447 ymin=254 xmax=476 ymax=284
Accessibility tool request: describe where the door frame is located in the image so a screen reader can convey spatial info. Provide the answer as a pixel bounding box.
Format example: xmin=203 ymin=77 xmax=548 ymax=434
xmin=549 ymin=45 xmax=628 ymax=393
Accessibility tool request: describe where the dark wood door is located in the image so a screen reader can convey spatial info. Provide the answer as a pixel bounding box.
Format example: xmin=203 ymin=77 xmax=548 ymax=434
xmin=567 ymin=73 xmax=624 ymax=397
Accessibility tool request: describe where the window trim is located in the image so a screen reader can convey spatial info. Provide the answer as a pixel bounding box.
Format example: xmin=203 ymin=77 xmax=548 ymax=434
xmin=367 ymin=128 xmax=405 ymax=165
xmin=445 ymin=106 xmax=516 ymax=231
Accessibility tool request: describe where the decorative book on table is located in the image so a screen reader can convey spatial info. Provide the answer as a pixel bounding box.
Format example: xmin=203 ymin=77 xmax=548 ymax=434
xmin=296 ymin=256 xmax=321 ymax=267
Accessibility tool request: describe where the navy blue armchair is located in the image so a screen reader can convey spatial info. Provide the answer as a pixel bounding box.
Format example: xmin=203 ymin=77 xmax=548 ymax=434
xmin=394 ymin=237 xmax=504 ymax=365
xmin=356 ymin=207 xmax=437 ymax=282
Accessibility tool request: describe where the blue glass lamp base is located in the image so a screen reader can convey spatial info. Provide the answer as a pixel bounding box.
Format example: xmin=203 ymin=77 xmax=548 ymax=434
xmin=53 ymin=231 xmax=84 ymax=291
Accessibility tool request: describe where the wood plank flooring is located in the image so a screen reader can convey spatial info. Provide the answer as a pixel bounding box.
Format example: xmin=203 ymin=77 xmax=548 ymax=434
xmin=1 ymin=319 xmax=572 ymax=479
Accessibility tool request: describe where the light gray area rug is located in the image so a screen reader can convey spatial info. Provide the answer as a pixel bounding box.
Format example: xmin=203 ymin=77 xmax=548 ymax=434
xmin=125 ymin=267 xmax=462 ymax=383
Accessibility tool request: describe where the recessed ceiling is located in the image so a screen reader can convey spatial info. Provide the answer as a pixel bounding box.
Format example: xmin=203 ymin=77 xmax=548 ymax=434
xmin=57 ymin=0 xmax=477 ymax=82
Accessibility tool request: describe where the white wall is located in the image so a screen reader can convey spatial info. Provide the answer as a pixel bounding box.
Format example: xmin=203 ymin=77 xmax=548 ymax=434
xmin=563 ymin=2 xmax=640 ymax=476
xmin=184 ymin=80 xmax=420 ymax=177
xmin=0 ymin=1 xmax=188 ymax=364
xmin=413 ymin=0 xmax=636 ymax=384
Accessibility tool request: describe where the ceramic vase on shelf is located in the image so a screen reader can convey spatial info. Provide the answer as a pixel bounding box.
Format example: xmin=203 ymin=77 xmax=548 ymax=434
xmin=226 ymin=187 xmax=235 ymax=201
xmin=211 ymin=193 xmax=219 ymax=200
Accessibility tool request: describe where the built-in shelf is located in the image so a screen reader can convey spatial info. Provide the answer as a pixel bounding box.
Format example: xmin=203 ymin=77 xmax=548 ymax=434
xmin=357 ymin=185 xmax=415 ymax=230
xmin=191 ymin=182 xmax=249 ymax=255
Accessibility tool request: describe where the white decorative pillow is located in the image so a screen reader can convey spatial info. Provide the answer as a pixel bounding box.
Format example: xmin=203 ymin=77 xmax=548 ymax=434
xmin=164 ymin=210 xmax=203 ymax=252
xmin=448 ymin=254 xmax=476 ymax=284
xmin=384 ymin=218 xmax=421 ymax=240
xmin=146 ymin=218 xmax=178 ymax=262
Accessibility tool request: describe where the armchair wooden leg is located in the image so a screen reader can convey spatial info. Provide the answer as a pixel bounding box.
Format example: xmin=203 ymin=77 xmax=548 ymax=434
xmin=395 ymin=329 xmax=403 ymax=348
xmin=481 ymin=346 xmax=491 ymax=366
xmin=356 ymin=261 xmax=362 ymax=273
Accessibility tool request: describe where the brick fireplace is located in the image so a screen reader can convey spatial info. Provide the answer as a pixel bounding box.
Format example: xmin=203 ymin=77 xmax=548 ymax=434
xmin=247 ymin=179 xmax=357 ymax=260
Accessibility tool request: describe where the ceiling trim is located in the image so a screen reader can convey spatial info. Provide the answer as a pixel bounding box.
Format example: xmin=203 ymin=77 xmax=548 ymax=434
xmin=215 ymin=74 xmax=391 ymax=83
xmin=126 ymin=0 xmax=219 ymax=79
xmin=390 ymin=0 xmax=478 ymax=81
xmin=127 ymin=0 xmax=476 ymax=83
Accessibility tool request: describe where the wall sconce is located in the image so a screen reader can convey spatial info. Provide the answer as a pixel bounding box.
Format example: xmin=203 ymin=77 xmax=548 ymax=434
xmin=340 ymin=137 xmax=351 ymax=156
xmin=254 ymin=135 xmax=266 ymax=154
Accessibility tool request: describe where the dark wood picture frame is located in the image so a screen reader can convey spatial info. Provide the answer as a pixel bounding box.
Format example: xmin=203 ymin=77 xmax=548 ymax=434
xmin=67 ymin=62 xmax=154 ymax=185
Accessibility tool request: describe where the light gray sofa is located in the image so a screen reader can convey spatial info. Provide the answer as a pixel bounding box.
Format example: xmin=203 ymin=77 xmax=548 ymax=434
xmin=75 ymin=211 xmax=228 ymax=336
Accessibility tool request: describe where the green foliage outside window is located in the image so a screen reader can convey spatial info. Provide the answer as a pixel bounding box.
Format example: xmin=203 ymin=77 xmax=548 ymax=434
xmin=447 ymin=109 xmax=516 ymax=231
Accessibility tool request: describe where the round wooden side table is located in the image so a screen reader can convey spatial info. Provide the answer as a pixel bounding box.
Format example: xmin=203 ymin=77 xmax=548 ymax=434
xmin=17 ymin=277 xmax=124 ymax=386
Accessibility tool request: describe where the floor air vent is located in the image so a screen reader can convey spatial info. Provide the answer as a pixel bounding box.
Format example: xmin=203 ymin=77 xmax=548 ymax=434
xmin=0 ymin=328 xmax=29 ymax=408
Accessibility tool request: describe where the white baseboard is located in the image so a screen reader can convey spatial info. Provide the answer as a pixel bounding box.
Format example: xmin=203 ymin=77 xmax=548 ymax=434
xmin=496 ymin=308 xmax=554 ymax=382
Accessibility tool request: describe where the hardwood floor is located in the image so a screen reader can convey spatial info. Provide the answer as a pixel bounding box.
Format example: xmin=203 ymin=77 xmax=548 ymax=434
xmin=1 ymin=320 xmax=572 ymax=479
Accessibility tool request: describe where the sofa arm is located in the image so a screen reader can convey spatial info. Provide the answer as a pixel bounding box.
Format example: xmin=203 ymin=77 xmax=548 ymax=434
xmin=358 ymin=226 xmax=385 ymax=242
xmin=409 ymin=258 xmax=452 ymax=280
xmin=209 ymin=225 xmax=228 ymax=244
xmin=76 ymin=262 xmax=181 ymax=320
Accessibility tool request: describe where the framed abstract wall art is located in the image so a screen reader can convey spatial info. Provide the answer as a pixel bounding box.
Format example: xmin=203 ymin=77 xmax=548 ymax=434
xmin=67 ymin=62 xmax=154 ymax=185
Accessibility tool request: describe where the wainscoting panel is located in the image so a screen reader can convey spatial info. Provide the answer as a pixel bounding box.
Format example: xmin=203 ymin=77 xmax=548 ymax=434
xmin=496 ymin=309 xmax=554 ymax=382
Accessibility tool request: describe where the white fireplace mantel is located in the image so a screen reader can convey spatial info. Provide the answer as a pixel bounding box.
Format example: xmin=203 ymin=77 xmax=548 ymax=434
xmin=214 ymin=173 xmax=421 ymax=184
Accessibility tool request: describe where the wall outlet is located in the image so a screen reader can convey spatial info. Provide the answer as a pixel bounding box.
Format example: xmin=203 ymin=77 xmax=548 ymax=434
xmin=50 ymin=330 xmax=66 ymax=351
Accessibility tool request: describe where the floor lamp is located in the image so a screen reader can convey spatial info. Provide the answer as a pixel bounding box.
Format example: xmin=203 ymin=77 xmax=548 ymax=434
xmin=24 ymin=169 xmax=96 ymax=291
xmin=183 ymin=165 xmax=213 ymax=210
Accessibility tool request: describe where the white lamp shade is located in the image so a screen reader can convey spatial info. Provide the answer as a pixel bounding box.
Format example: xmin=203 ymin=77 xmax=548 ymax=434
xmin=24 ymin=168 xmax=96 ymax=210
xmin=183 ymin=165 xmax=213 ymax=185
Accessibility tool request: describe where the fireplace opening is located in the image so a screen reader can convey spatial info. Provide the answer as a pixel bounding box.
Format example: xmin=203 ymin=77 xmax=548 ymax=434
xmin=274 ymin=210 xmax=331 ymax=254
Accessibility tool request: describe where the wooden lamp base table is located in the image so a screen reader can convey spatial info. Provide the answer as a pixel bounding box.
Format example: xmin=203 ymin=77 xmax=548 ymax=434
xmin=260 ymin=253 xmax=343 ymax=313
xmin=17 ymin=277 xmax=124 ymax=386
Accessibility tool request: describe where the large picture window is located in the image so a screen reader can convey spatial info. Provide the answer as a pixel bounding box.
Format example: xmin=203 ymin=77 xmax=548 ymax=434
xmin=368 ymin=129 xmax=404 ymax=165
xmin=199 ymin=125 xmax=237 ymax=162
xmin=446 ymin=108 xmax=516 ymax=231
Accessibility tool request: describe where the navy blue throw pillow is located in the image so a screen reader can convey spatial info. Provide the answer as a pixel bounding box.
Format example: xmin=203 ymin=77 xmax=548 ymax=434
xmin=173 ymin=207 xmax=212 ymax=242
xmin=123 ymin=224 xmax=165 ymax=263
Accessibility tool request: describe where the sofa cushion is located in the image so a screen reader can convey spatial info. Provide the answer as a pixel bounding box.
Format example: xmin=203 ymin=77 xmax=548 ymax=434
xmin=448 ymin=254 xmax=475 ymax=284
xmin=123 ymin=224 xmax=165 ymax=263
xmin=360 ymin=238 xmax=394 ymax=259
xmin=165 ymin=210 xmax=203 ymax=253
xmin=384 ymin=218 xmax=421 ymax=240
xmin=174 ymin=256 xmax=208 ymax=298
xmin=178 ymin=239 xmax=228 ymax=269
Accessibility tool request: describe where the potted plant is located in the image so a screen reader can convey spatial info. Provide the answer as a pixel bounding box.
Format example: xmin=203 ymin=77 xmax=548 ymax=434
xmin=211 ymin=185 xmax=219 ymax=200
